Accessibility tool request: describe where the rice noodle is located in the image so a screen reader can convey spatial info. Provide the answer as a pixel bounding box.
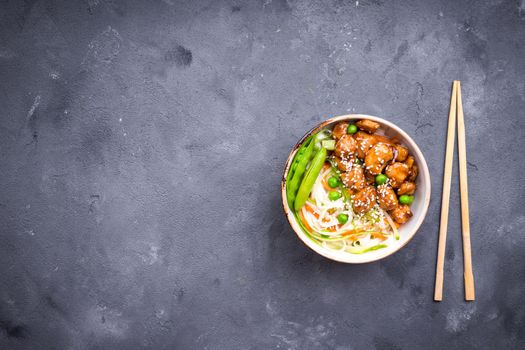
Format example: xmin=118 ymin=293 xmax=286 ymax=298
xmin=300 ymin=167 xmax=395 ymax=254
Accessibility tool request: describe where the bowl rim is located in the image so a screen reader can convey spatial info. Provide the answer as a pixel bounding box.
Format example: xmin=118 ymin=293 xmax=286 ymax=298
xmin=281 ymin=114 xmax=431 ymax=264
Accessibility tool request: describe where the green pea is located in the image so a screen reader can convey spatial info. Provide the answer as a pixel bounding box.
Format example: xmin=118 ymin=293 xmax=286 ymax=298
xmin=375 ymin=174 xmax=388 ymax=185
xmin=355 ymin=158 xmax=362 ymax=164
xmin=337 ymin=213 xmax=349 ymax=224
xmin=328 ymin=176 xmax=339 ymax=188
xmin=399 ymin=195 xmax=414 ymax=205
xmin=347 ymin=124 xmax=358 ymax=134
xmin=328 ymin=191 xmax=341 ymax=201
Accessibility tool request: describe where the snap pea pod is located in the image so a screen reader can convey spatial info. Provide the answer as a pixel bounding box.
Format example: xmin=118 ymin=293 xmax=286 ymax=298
xmin=294 ymin=147 xmax=327 ymax=212
xmin=286 ymin=136 xmax=315 ymax=206
xmin=286 ymin=135 xmax=313 ymax=184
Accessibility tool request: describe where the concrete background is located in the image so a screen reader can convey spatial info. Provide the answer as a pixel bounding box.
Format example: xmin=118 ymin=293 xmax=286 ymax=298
xmin=1 ymin=0 xmax=524 ymax=349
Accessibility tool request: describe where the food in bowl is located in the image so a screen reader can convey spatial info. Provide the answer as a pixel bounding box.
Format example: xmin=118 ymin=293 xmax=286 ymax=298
xmin=285 ymin=118 xmax=420 ymax=255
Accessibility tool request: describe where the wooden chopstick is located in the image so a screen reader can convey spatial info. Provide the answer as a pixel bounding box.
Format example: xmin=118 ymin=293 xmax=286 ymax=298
xmin=456 ymin=82 xmax=475 ymax=301
xmin=434 ymin=81 xmax=458 ymax=301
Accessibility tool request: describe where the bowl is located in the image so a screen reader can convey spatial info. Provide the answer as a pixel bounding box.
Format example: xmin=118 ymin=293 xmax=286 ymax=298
xmin=281 ymin=114 xmax=431 ymax=264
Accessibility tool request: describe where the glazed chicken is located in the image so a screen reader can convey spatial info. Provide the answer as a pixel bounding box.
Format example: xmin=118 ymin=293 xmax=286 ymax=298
xmin=364 ymin=142 xmax=394 ymax=175
xmin=408 ymin=165 xmax=418 ymax=182
xmin=402 ymin=155 xmax=418 ymax=182
xmin=389 ymin=204 xmax=413 ymax=224
xmin=332 ymin=122 xmax=349 ymax=140
xmin=364 ymin=170 xmax=376 ymax=186
xmin=341 ymin=166 xmax=366 ymax=192
xmin=335 ymin=134 xmax=358 ymax=158
xmin=394 ymin=145 xmax=409 ymax=162
xmin=332 ymin=156 xmax=354 ymax=173
xmin=385 ymin=162 xmax=410 ymax=188
xmin=405 ymin=155 xmax=415 ymax=168
xmin=376 ymin=185 xmax=398 ymax=211
xmin=352 ymin=186 xmax=377 ymax=214
xmin=354 ymin=131 xmax=380 ymax=159
xmin=397 ymin=181 xmax=416 ymax=195
xmin=356 ymin=119 xmax=380 ymax=133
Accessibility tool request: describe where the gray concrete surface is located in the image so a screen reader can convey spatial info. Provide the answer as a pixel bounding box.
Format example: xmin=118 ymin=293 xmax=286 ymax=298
xmin=1 ymin=0 xmax=524 ymax=349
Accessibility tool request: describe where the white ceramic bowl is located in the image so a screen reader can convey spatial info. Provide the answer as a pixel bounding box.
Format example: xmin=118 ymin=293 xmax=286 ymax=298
xmin=281 ymin=114 xmax=431 ymax=264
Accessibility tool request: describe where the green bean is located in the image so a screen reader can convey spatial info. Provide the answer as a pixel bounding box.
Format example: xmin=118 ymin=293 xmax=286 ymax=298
xmin=286 ymin=136 xmax=315 ymax=205
xmin=294 ymin=147 xmax=327 ymax=211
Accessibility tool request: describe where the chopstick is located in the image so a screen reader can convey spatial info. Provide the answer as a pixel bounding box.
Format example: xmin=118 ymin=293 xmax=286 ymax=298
xmin=434 ymin=81 xmax=458 ymax=301
xmin=456 ymin=82 xmax=475 ymax=301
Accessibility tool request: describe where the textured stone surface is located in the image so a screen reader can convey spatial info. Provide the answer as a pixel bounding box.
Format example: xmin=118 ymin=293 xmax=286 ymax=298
xmin=1 ymin=0 xmax=524 ymax=349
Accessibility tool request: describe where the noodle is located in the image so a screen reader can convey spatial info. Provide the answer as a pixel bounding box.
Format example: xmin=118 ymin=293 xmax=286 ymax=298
xmin=299 ymin=167 xmax=395 ymax=253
